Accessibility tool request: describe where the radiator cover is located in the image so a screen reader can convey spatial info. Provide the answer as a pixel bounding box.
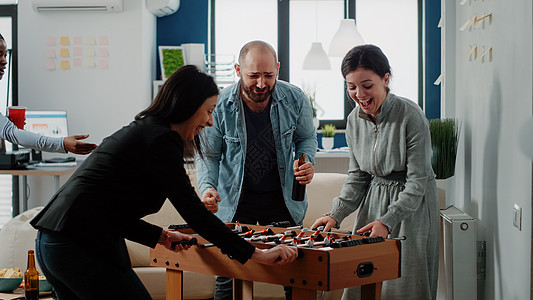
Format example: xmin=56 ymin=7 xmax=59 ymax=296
xmin=439 ymin=206 xmax=477 ymax=300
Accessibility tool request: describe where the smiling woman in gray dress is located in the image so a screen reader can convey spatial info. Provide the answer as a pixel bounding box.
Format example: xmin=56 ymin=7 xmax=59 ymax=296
xmin=312 ymin=44 xmax=439 ymax=300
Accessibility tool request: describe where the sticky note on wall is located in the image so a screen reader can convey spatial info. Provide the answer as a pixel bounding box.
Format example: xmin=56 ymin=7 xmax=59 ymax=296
xmin=97 ymin=59 xmax=108 ymax=69
xmin=85 ymin=48 xmax=95 ymax=57
xmin=98 ymin=48 xmax=108 ymax=57
xmin=46 ymin=49 xmax=56 ymax=58
xmin=59 ymin=48 xmax=69 ymax=58
xmin=73 ymin=47 xmax=83 ymax=57
xmin=85 ymin=58 xmax=95 ymax=68
xmin=59 ymin=36 xmax=70 ymax=46
xmin=85 ymin=36 xmax=96 ymax=45
xmin=46 ymin=60 xmax=55 ymax=70
xmin=99 ymin=36 xmax=109 ymax=45
xmin=60 ymin=60 xmax=70 ymax=70
xmin=73 ymin=58 xmax=82 ymax=67
xmin=47 ymin=37 xmax=56 ymax=46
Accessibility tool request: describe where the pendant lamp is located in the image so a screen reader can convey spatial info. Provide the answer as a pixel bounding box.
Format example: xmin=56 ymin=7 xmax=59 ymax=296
xmin=302 ymin=0 xmax=331 ymax=70
xmin=302 ymin=42 xmax=331 ymax=70
xmin=328 ymin=19 xmax=364 ymax=57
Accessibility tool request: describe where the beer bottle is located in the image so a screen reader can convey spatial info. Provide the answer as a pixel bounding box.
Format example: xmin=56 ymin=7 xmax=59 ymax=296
xmin=292 ymin=153 xmax=306 ymax=201
xmin=24 ymin=250 xmax=39 ymax=300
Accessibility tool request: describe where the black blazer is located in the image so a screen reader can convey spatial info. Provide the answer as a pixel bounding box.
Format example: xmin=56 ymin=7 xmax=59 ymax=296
xmin=31 ymin=116 xmax=254 ymax=269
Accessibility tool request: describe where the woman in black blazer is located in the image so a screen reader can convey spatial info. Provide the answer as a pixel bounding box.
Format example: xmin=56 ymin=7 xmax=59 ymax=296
xmin=30 ymin=65 xmax=297 ymax=300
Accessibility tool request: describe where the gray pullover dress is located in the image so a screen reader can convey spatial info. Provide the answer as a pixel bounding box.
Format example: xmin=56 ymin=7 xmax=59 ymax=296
xmin=328 ymin=93 xmax=439 ymax=300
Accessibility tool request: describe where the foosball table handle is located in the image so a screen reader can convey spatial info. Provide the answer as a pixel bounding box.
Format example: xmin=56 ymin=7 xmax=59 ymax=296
xmin=171 ymin=237 xmax=198 ymax=250
xmin=275 ymin=248 xmax=304 ymax=262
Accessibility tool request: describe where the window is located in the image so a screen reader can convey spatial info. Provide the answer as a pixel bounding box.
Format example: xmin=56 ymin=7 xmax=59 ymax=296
xmin=357 ymin=0 xmax=418 ymax=103
xmin=289 ymin=0 xmax=345 ymax=121
xmin=212 ymin=0 xmax=419 ymax=128
xmin=213 ymin=0 xmax=277 ymax=75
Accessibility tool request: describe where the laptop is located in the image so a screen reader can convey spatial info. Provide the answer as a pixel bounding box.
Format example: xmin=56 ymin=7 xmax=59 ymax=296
xmin=23 ymin=110 xmax=69 ymax=163
xmin=24 ymin=110 xmax=69 ymax=138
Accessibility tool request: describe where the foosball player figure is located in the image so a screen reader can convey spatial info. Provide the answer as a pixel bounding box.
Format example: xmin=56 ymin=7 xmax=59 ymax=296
xmin=254 ymin=228 xmax=275 ymax=237
xmin=311 ymin=229 xmax=325 ymax=242
xmin=324 ymin=232 xmax=332 ymax=246
xmin=275 ymin=231 xmax=297 ymax=244
xmin=294 ymin=230 xmax=306 ymax=244
xmin=306 ymin=235 xmax=315 ymax=247
xmin=234 ymin=222 xmax=242 ymax=233
xmin=359 ymin=230 xmax=371 ymax=237
xmin=276 ymin=234 xmax=289 ymax=244
xmin=239 ymin=229 xmax=255 ymax=238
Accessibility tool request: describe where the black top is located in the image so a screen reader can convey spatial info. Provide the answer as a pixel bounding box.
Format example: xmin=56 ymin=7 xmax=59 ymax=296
xmin=242 ymin=99 xmax=281 ymax=192
xmin=31 ymin=116 xmax=255 ymax=268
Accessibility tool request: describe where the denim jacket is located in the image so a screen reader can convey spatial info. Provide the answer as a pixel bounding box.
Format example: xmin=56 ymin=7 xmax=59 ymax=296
xmin=195 ymin=80 xmax=317 ymax=225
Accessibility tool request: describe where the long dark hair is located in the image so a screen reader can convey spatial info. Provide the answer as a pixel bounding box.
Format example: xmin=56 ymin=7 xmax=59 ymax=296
xmin=341 ymin=44 xmax=392 ymax=92
xmin=136 ymin=65 xmax=219 ymax=157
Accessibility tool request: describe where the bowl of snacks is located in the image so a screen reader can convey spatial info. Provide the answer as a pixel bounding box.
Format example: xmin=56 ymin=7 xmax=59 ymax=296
xmin=0 ymin=268 xmax=23 ymax=292
xmin=39 ymin=274 xmax=52 ymax=292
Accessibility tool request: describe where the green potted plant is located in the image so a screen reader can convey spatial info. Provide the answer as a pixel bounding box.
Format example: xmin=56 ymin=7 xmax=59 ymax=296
xmin=320 ymin=124 xmax=336 ymax=150
xmin=429 ymin=118 xmax=460 ymax=208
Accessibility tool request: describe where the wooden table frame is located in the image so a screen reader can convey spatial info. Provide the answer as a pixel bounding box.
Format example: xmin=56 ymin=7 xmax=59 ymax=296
xmin=151 ymin=224 xmax=400 ymax=300
xmin=163 ymin=269 xmax=382 ymax=300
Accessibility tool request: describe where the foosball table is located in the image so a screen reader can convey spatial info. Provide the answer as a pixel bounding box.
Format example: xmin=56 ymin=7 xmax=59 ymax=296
xmin=150 ymin=223 xmax=401 ymax=300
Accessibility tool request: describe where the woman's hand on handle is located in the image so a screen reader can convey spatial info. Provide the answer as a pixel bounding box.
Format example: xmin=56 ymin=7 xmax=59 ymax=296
xmin=311 ymin=215 xmax=337 ymax=232
xmin=357 ymin=220 xmax=389 ymax=238
xmin=250 ymin=245 xmax=298 ymax=265
xmin=158 ymin=229 xmax=195 ymax=252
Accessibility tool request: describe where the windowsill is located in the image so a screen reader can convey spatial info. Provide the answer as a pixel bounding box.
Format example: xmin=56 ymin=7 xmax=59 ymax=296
xmin=315 ymin=147 xmax=349 ymax=158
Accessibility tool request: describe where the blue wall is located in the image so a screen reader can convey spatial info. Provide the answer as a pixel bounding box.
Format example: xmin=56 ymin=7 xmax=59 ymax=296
xmin=317 ymin=133 xmax=348 ymax=149
xmin=156 ymin=0 xmax=209 ymax=79
xmin=424 ymin=0 xmax=441 ymax=119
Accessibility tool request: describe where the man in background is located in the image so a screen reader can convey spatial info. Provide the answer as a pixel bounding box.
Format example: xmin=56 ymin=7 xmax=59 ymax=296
xmin=196 ymin=40 xmax=317 ymax=299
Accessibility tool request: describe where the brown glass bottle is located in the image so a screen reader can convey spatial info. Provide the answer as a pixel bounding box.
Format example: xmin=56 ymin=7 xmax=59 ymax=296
xmin=24 ymin=250 xmax=39 ymax=300
xmin=292 ymin=153 xmax=306 ymax=201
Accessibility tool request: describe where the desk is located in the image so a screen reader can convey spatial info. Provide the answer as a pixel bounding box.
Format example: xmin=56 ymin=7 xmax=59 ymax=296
xmin=0 ymin=163 xmax=78 ymax=216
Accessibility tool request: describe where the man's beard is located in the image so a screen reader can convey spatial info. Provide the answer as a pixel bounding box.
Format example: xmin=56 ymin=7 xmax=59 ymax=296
xmin=240 ymin=79 xmax=275 ymax=103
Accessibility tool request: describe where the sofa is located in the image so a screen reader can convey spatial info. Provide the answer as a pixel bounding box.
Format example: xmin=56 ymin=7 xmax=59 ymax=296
xmin=0 ymin=171 xmax=355 ymax=300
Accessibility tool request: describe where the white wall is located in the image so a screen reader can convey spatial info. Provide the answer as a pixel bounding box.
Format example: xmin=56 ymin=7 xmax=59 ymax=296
xmin=17 ymin=0 xmax=156 ymax=207
xmin=442 ymin=0 xmax=532 ymax=299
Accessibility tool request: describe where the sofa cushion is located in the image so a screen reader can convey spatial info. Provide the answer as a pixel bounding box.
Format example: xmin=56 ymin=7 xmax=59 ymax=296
xmin=304 ymin=173 xmax=356 ymax=232
xmin=0 ymin=207 xmax=43 ymax=272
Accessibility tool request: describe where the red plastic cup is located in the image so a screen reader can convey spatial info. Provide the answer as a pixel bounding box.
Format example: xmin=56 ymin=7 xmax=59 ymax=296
xmin=8 ymin=106 xmax=26 ymax=129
